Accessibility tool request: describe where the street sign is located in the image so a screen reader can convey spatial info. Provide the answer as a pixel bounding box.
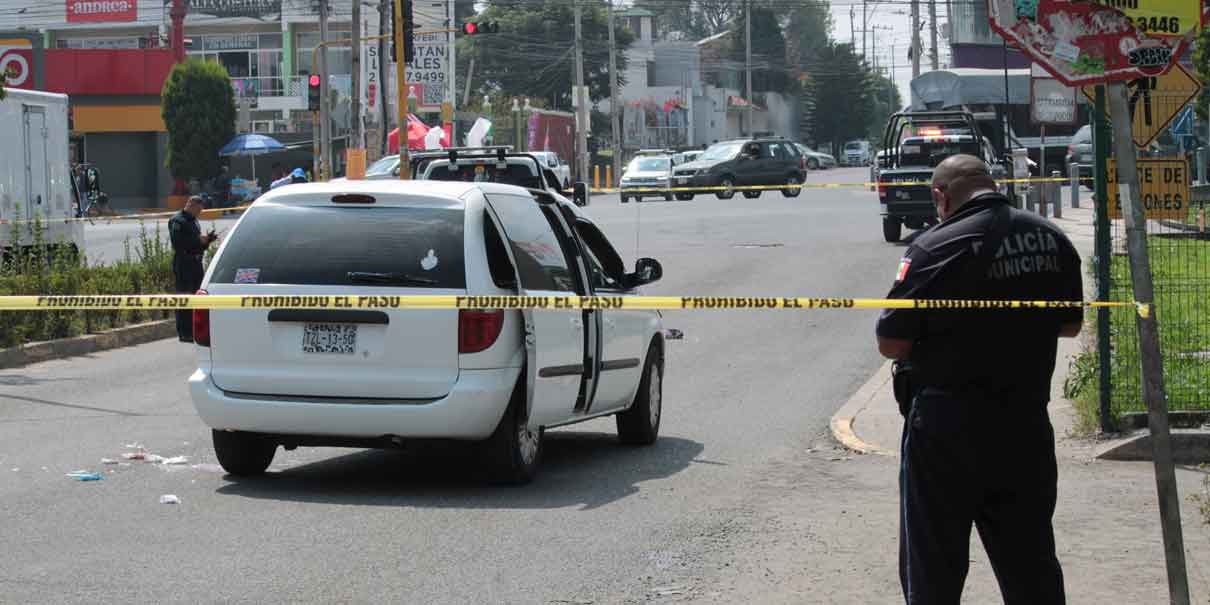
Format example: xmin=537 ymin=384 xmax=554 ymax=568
xmin=1106 ymin=158 xmax=1190 ymax=220
xmin=1031 ymin=75 xmax=1078 ymax=125
xmin=989 ymin=0 xmax=1192 ymax=87
xmin=1080 ymin=64 xmax=1202 ymax=148
xmin=1090 ymin=0 xmax=1203 ymax=38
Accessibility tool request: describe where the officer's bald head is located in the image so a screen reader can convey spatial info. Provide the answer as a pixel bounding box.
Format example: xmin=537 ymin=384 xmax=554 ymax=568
xmin=931 ymin=154 xmax=997 ymax=220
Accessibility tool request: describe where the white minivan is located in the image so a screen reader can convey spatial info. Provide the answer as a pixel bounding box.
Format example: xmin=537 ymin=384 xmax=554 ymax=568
xmin=189 ymin=180 xmax=667 ymax=484
xmin=842 ymin=140 xmax=871 ymax=166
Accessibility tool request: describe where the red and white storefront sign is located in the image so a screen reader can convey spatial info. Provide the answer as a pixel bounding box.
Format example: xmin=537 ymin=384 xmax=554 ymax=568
xmin=66 ymin=0 xmax=137 ymax=23
xmin=0 ymin=38 xmax=34 ymax=90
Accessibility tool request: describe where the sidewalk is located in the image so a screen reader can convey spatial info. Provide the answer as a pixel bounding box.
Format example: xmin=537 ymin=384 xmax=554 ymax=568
xmin=825 ymin=198 xmax=1210 ymax=601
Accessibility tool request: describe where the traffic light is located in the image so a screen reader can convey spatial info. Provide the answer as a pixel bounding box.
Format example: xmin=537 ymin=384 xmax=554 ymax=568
xmin=461 ymin=20 xmax=499 ymax=35
xmin=307 ymin=74 xmax=321 ymax=111
xmin=391 ymin=0 xmax=415 ymax=63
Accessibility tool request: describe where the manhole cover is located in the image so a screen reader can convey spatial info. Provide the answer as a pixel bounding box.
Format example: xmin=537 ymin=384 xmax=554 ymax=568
xmin=732 ymin=243 xmax=783 ymax=249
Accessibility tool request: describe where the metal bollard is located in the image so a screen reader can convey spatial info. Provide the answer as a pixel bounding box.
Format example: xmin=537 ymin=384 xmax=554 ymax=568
xmin=1051 ymin=170 xmax=1062 ymax=218
xmin=1070 ymin=165 xmax=1080 ymax=208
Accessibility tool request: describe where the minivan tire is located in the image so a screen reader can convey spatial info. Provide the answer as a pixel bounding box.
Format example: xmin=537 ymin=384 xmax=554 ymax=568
xmin=482 ymin=382 xmax=542 ymax=485
xmin=883 ymin=216 xmax=902 ymax=243
xmin=212 ymin=429 xmax=276 ymax=477
xmin=617 ymin=344 xmax=662 ymax=445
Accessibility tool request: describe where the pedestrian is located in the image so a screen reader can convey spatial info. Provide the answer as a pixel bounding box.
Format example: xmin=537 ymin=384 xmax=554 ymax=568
xmin=875 ymin=154 xmax=1083 ymax=605
xmin=168 ymin=196 xmax=217 ymax=343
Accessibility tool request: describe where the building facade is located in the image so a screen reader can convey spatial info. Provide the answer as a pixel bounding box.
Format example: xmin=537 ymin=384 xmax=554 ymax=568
xmin=0 ymin=0 xmax=385 ymax=207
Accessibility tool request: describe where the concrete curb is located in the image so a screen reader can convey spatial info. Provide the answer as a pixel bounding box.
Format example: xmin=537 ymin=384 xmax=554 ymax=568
xmin=1095 ymin=429 xmax=1210 ymax=464
xmin=829 ymin=360 xmax=899 ymax=457
xmin=0 ymin=320 xmax=176 ymax=369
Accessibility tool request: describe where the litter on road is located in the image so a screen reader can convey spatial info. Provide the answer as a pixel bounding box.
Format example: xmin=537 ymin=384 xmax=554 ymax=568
xmin=160 ymin=456 xmax=189 ymax=465
xmin=66 ymin=471 xmax=103 ymax=481
xmin=159 ymin=494 xmax=180 ymax=505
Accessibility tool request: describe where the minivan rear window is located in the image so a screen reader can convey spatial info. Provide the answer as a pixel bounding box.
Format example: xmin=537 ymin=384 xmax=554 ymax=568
xmin=210 ymin=205 xmax=465 ymax=288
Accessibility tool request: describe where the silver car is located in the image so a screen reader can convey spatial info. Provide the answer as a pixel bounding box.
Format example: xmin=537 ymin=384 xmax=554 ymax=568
xmin=620 ymin=155 xmax=674 ymax=203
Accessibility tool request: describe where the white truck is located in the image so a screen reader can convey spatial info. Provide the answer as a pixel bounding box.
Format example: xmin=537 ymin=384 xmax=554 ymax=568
xmin=0 ymin=89 xmax=83 ymax=254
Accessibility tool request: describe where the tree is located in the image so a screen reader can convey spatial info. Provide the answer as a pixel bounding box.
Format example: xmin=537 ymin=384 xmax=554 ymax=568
xmin=785 ymin=0 xmax=832 ymax=67
xmin=806 ymin=42 xmax=876 ymax=154
xmin=728 ymin=6 xmax=791 ymax=93
xmin=0 ymin=65 xmax=10 ymax=101
xmin=866 ymin=71 xmax=903 ymax=143
xmin=1195 ymin=27 xmax=1210 ymax=121
xmin=460 ymin=1 xmax=634 ymax=109
xmin=161 ymin=59 xmax=236 ymax=188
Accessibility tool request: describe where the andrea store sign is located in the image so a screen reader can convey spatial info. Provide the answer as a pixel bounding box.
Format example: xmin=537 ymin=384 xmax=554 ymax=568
xmin=66 ymin=0 xmax=137 ymax=23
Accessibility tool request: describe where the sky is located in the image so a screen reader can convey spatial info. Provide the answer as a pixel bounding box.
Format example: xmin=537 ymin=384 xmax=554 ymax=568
xmin=826 ymin=0 xmax=952 ymax=109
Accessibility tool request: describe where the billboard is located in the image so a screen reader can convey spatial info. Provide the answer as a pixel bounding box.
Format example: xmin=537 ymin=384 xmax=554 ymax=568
xmin=66 ymin=0 xmax=137 ymax=23
xmin=0 ymin=35 xmax=42 ymax=91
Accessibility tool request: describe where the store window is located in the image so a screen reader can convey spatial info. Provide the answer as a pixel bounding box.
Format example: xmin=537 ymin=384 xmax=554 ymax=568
xmin=187 ymin=33 xmax=285 ymax=97
xmin=295 ymin=31 xmax=352 ymax=77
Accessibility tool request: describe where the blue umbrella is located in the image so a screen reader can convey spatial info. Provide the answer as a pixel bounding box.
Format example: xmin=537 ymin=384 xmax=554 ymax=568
xmin=218 ymin=134 xmax=286 ymax=181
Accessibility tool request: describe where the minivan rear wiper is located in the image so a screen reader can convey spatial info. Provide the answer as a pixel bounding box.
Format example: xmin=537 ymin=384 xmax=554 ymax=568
xmin=347 ymin=271 xmax=439 ymax=285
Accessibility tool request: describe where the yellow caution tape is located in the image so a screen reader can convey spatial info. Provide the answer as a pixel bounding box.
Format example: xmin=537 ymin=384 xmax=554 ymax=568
xmin=1 ymin=176 xmax=1090 ymax=226
xmin=0 ymin=294 xmax=1146 ymax=315
xmin=593 ymin=175 xmax=1090 ymax=195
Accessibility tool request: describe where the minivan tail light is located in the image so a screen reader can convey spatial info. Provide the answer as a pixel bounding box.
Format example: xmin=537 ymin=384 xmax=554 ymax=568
xmin=192 ymin=289 xmax=210 ymax=347
xmin=459 ymin=310 xmax=504 ymax=353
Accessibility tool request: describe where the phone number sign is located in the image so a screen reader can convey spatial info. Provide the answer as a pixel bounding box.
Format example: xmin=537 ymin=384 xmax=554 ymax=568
xmin=1107 ymin=158 xmax=1190 ymax=220
xmin=1091 ymin=0 xmax=1202 ymax=38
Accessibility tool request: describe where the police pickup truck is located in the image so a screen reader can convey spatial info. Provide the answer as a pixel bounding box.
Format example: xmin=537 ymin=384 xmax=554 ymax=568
xmin=876 ymin=110 xmax=999 ymax=242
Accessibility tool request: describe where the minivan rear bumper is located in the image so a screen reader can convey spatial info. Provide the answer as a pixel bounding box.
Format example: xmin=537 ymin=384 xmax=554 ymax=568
xmin=189 ymin=365 xmax=522 ymax=440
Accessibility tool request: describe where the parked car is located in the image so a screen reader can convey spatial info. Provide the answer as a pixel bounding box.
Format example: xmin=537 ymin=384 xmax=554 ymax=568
xmin=620 ymin=155 xmax=674 ymax=203
xmin=673 ymin=150 xmax=703 ymax=165
xmin=842 ymin=140 xmax=871 ymax=166
xmin=670 ymin=137 xmax=807 ymax=200
xmin=529 ymin=151 xmax=571 ymax=189
xmin=1065 ymin=125 xmax=1093 ymax=190
xmin=795 ymin=144 xmax=836 ymax=170
xmin=189 ymin=179 xmax=667 ymax=484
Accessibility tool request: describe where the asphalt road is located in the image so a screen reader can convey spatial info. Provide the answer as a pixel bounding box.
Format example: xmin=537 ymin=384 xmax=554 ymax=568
xmin=4 ymin=168 xmax=907 ymax=603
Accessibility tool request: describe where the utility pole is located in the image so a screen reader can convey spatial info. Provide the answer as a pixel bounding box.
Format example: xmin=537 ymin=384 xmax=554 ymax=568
xmin=608 ymin=0 xmax=621 ymax=189
xmin=378 ymin=0 xmax=388 ymax=154
xmin=889 ymin=44 xmax=895 ymax=110
xmin=446 ymin=0 xmax=456 ymax=141
xmin=573 ymin=0 xmax=588 ymax=197
xmin=850 ymin=5 xmax=856 ymax=46
xmin=745 ymin=0 xmax=752 ymax=136
xmin=928 ymin=0 xmax=939 ymax=71
xmin=352 ymin=0 xmax=362 ymax=152
xmin=861 ymin=0 xmax=867 ymax=59
xmin=318 ymin=0 xmax=332 ymax=180
xmin=394 ymin=0 xmax=409 ymax=179
xmin=909 ymin=0 xmax=919 ymax=78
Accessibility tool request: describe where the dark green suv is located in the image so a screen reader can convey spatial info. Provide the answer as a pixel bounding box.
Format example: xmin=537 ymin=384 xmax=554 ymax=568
xmin=670 ymin=137 xmax=807 ymax=200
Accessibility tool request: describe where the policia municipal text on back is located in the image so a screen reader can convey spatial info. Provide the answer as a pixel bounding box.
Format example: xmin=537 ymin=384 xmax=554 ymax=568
xmin=875 ymin=154 xmax=1083 ymax=605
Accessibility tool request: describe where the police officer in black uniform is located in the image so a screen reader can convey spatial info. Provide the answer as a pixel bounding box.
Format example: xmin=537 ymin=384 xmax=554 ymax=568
xmin=876 ymin=155 xmax=1083 ymax=604
xmin=168 ymin=196 xmax=217 ymax=342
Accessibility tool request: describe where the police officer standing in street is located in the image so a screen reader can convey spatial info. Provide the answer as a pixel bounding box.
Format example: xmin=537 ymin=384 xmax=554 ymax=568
xmin=875 ymin=155 xmax=1083 ymax=604
xmin=169 ymin=196 xmax=217 ymax=342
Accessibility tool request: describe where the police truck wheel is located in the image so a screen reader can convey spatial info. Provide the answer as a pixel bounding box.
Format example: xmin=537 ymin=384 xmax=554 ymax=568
xmin=212 ymin=430 xmax=276 ymax=477
xmin=675 ymin=193 xmax=694 ymax=201
xmin=716 ymin=177 xmax=736 ymax=200
xmin=782 ymin=175 xmax=802 ymax=198
xmin=883 ymin=217 xmax=902 ymax=243
xmin=617 ymin=344 xmax=662 ymax=445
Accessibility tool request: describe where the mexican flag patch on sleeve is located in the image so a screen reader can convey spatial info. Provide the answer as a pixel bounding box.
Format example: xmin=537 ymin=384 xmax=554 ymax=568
xmin=895 ymin=257 xmax=911 ymax=282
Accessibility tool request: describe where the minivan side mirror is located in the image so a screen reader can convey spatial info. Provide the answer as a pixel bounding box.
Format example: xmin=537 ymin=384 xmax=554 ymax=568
xmin=572 ymin=181 xmax=588 ymax=207
xmin=627 ymin=257 xmax=663 ymax=288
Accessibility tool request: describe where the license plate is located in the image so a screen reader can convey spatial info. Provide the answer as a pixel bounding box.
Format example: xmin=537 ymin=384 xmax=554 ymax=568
xmin=301 ymin=322 xmax=357 ymax=354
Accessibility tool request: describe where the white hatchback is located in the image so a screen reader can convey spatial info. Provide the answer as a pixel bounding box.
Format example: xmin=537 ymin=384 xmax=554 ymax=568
xmin=188 ymin=180 xmax=666 ymax=484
